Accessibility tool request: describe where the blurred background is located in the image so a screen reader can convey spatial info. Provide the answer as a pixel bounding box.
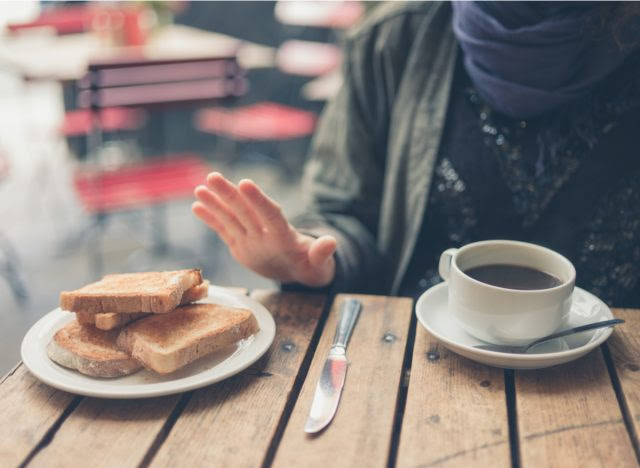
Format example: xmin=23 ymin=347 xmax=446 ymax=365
xmin=0 ymin=0 xmax=367 ymax=374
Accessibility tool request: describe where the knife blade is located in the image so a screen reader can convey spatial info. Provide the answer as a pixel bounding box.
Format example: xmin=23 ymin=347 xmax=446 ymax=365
xmin=305 ymin=297 xmax=362 ymax=434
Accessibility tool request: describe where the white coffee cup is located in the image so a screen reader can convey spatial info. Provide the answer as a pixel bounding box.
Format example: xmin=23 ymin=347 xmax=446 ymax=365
xmin=438 ymin=240 xmax=576 ymax=345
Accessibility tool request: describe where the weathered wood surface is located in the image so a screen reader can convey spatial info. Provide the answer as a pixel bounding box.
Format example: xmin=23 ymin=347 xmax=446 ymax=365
xmin=396 ymin=328 xmax=511 ymax=468
xmin=4 ymin=291 xmax=640 ymax=468
xmin=150 ymin=291 xmax=326 ymax=468
xmin=0 ymin=363 xmax=77 ymax=466
xmin=10 ymin=287 xmax=252 ymax=468
xmin=607 ymin=309 xmax=640 ymax=457
xmin=515 ymin=349 xmax=637 ymax=467
xmin=273 ymin=294 xmax=413 ymax=468
xmin=29 ymin=395 xmax=181 ymax=468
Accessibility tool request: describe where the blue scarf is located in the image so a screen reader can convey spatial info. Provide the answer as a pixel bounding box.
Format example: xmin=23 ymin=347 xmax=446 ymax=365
xmin=452 ymin=1 xmax=639 ymax=119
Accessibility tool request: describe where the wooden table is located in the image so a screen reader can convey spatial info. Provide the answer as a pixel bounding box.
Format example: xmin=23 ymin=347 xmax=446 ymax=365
xmin=2 ymin=290 xmax=639 ymax=467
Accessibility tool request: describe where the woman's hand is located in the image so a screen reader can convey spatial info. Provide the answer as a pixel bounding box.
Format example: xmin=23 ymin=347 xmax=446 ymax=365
xmin=192 ymin=172 xmax=337 ymax=287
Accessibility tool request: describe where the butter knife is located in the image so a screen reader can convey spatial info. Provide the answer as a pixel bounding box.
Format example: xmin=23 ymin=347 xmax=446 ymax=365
xmin=304 ymin=297 xmax=362 ymax=434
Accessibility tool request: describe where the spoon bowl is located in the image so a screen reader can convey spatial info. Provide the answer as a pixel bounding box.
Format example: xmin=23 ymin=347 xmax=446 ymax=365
xmin=473 ymin=318 xmax=624 ymax=354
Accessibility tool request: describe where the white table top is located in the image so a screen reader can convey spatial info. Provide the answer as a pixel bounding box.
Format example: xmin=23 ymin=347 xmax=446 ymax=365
xmin=0 ymin=24 xmax=275 ymax=81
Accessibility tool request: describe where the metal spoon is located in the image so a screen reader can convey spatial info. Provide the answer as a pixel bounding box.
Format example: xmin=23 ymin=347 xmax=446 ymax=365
xmin=473 ymin=319 xmax=624 ymax=354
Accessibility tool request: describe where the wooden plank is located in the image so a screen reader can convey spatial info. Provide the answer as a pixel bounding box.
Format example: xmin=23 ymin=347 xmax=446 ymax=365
xmin=272 ymin=294 xmax=413 ymax=468
xmin=396 ymin=328 xmax=511 ymax=468
xmin=27 ymin=287 xmax=251 ymax=468
xmin=150 ymin=290 xmax=326 ymax=468
xmin=515 ymin=349 xmax=637 ymax=467
xmin=0 ymin=363 xmax=78 ymax=466
xmin=606 ymin=309 xmax=640 ymax=456
xmin=29 ymin=395 xmax=181 ymax=468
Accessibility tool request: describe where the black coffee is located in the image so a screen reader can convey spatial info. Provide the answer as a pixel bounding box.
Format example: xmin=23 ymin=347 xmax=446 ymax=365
xmin=463 ymin=264 xmax=562 ymax=290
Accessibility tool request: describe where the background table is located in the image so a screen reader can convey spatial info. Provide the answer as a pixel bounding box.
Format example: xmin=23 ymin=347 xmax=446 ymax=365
xmin=1 ymin=290 xmax=638 ymax=467
xmin=0 ymin=24 xmax=275 ymax=82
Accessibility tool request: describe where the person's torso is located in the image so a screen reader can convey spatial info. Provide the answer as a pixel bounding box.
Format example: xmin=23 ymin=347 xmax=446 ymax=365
xmin=402 ymin=53 xmax=640 ymax=307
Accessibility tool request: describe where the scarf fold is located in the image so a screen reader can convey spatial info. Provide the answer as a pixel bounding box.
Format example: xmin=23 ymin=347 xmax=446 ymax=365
xmin=452 ymin=1 xmax=639 ymax=119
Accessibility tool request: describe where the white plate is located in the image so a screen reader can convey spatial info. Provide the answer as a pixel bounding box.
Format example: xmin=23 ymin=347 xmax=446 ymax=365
xmin=21 ymin=285 xmax=276 ymax=398
xmin=415 ymin=283 xmax=614 ymax=369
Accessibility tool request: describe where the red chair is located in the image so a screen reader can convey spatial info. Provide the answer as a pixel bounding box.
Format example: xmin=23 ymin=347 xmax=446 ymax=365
xmin=195 ymin=102 xmax=317 ymax=174
xmin=195 ymin=102 xmax=317 ymax=141
xmin=7 ymin=5 xmax=94 ymax=35
xmin=68 ymin=54 xmax=245 ymax=275
xmin=77 ymin=55 xmax=246 ymax=109
xmin=74 ymin=155 xmax=210 ymax=213
xmin=60 ymin=107 xmax=146 ymax=138
xmin=7 ymin=4 xmax=147 ymax=45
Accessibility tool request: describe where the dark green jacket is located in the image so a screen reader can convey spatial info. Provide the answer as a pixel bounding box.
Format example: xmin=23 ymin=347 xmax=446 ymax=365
xmin=295 ymin=2 xmax=457 ymax=294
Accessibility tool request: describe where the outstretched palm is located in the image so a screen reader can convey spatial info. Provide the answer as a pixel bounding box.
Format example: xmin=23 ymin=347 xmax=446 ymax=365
xmin=192 ymin=172 xmax=336 ymax=287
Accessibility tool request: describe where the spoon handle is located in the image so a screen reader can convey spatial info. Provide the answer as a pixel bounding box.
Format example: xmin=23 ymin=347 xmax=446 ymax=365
xmin=524 ymin=318 xmax=625 ymax=351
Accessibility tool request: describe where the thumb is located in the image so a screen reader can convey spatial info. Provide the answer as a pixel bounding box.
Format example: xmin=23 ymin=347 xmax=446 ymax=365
xmin=307 ymin=235 xmax=337 ymax=268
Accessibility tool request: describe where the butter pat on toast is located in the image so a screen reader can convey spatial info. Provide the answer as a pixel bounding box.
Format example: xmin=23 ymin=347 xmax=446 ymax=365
xmin=117 ymin=303 xmax=260 ymax=374
xmin=60 ymin=269 xmax=203 ymax=314
xmin=47 ymin=320 xmax=142 ymax=378
xmin=75 ymin=280 xmax=210 ymax=330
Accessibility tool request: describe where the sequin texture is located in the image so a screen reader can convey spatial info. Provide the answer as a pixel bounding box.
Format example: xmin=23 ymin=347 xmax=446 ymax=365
xmin=408 ymin=53 xmax=640 ymax=306
xmin=577 ymin=169 xmax=640 ymax=305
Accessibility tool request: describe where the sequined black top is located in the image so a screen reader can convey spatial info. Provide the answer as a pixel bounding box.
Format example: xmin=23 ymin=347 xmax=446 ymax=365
xmin=402 ymin=52 xmax=640 ymax=307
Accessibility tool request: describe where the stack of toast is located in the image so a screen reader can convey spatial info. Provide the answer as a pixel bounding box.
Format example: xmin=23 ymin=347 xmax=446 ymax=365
xmin=47 ymin=269 xmax=260 ymax=378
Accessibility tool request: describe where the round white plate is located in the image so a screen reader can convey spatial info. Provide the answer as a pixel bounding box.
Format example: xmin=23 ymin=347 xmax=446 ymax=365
xmin=415 ymin=283 xmax=614 ymax=369
xmin=21 ymin=285 xmax=276 ymax=398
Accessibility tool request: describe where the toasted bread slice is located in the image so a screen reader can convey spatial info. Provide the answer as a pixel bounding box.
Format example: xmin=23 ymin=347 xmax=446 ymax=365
xmin=180 ymin=279 xmax=209 ymax=303
xmin=60 ymin=269 xmax=202 ymax=314
xmin=117 ymin=303 xmax=260 ymax=374
xmin=75 ymin=310 xmax=150 ymax=330
xmin=75 ymin=281 xmax=211 ymax=331
xmin=47 ymin=320 xmax=142 ymax=378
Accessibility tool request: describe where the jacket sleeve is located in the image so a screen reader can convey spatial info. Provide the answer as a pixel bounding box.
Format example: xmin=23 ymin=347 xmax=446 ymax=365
xmin=293 ymin=27 xmax=398 ymax=294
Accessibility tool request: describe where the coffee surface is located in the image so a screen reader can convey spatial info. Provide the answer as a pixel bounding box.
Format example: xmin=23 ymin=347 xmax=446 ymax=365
xmin=463 ymin=264 xmax=562 ymax=290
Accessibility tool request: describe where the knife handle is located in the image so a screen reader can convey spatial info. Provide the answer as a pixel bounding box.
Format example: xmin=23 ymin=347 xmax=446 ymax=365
xmin=333 ymin=298 xmax=362 ymax=349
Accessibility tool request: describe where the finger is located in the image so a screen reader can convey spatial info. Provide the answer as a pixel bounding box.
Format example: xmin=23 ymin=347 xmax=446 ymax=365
xmin=238 ymin=179 xmax=290 ymax=235
xmin=194 ymin=185 xmax=246 ymax=237
xmin=206 ymin=173 xmax=263 ymax=234
xmin=191 ymin=201 xmax=236 ymax=246
xmin=308 ymin=235 xmax=337 ymax=268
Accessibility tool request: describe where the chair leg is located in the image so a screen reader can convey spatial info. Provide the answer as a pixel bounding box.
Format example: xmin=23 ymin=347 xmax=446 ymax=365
xmin=125 ymin=204 xmax=207 ymax=272
xmin=151 ymin=204 xmax=169 ymax=256
xmin=57 ymin=214 xmax=106 ymax=256
xmin=88 ymin=213 xmax=107 ymax=279
xmin=0 ymin=232 xmax=28 ymax=303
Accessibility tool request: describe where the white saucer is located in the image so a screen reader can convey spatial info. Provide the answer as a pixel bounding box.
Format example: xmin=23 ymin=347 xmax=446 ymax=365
xmin=21 ymin=285 xmax=276 ymax=398
xmin=415 ymin=283 xmax=614 ymax=369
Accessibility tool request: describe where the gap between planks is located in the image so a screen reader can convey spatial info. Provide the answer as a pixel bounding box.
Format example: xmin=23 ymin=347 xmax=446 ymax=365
xmin=137 ymin=287 xmax=251 ymax=466
xmin=602 ymin=344 xmax=640 ymax=465
xmin=20 ymin=395 xmax=84 ymax=467
xmin=261 ymin=291 xmax=334 ymax=468
xmin=386 ymin=301 xmax=418 ymax=468
xmin=138 ymin=392 xmax=195 ymax=468
xmin=18 ymin=287 xmax=251 ymax=467
xmin=504 ymin=369 xmax=520 ymax=468
xmin=272 ymin=294 xmax=414 ymax=468
xmin=145 ymin=289 xmax=327 ymax=467
xmin=601 ymin=308 xmax=640 ymax=465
